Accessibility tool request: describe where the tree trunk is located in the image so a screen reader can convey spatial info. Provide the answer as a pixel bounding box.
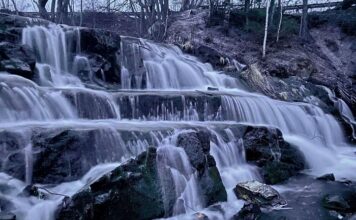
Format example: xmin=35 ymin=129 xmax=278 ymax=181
xmin=107 ymin=0 xmax=111 ymax=12
xmin=276 ymin=0 xmax=283 ymax=42
xmin=244 ymin=0 xmax=250 ymax=27
xmin=269 ymin=0 xmax=276 ymax=27
xmin=299 ymin=0 xmax=308 ymax=39
xmin=181 ymin=0 xmax=189 ymax=10
xmin=38 ymin=0 xmax=49 ymax=19
xmin=262 ymin=0 xmax=270 ymax=58
xmin=57 ymin=0 xmax=69 ymax=23
xmin=1 ymin=0 xmax=6 ymax=9
xmin=51 ymin=0 xmax=56 ymax=21
xmin=80 ymin=0 xmax=83 ymax=26
xmin=10 ymin=0 xmax=17 ymax=14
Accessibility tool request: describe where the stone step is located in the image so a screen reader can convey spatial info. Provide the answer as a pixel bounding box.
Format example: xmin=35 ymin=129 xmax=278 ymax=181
xmin=0 ymin=121 xmax=247 ymax=184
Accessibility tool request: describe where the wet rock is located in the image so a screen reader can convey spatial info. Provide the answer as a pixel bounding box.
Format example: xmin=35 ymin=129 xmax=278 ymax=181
xmin=0 ymin=14 xmax=28 ymax=43
xmin=193 ymin=45 xmax=225 ymax=67
xmin=323 ymin=195 xmax=351 ymax=212
xmin=234 ymin=180 xmax=286 ymax=207
xmin=79 ymin=28 xmax=121 ymax=85
xmin=233 ymin=202 xmax=261 ymax=220
xmin=87 ymin=54 xmax=120 ymax=84
xmin=242 ymin=126 xmax=305 ymax=184
xmin=177 ymin=131 xmax=227 ymax=205
xmin=0 ymin=42 xmax=36 ymax=79
xmin=177 ymin=132 xmax=206 ymax=171
xmin=193 ymin=212 xmax=209 ymax=220
xmin=338 ymin=178 xmax=353 ymax=185
xmin=22 ymin=185 xmax=40 ymax=197
xmin=207 ymin=87 xmax=219 ymax=91
xmin=199 ymin=165 xmax=227 ymax=205
xmin=21 ymin=185 xmax=47 ymax=199
xmin=31 ymin=129 xmax=97 ymax=184
xmin=0 ymin=131 xmax=27 ymax=180
xmin=323 ymin=191 xmax=356 ymax=213
xmin=57 ymin=148 xmax=165 ymax=220
xmin=317 ymin=173 xmax=335 ymax=181
xmin=120 ymin=36 xmax=146 ymax=88
xmin=0 ymin=212 xmax=16 ymax=220
xmin=80 ymin=28 xmax=120 ymax=56
xmin=0 ymin=197 xmax=14 ymax=213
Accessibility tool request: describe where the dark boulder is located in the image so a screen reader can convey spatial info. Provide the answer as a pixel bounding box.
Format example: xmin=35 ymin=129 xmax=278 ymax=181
xmin=0 ymin=13 xmax=28 ymax=43
xmin=0 ymin=42 xmax=36 ymax=79
xmin=317 ymin=173 xmax=336 ymax=181
xmin=0 ymin=131 xmax=26 ymax=181
xmin=80 ymin=28 xmax=120 ymax=56
xmin=120 ymin=37 xmax=146 ymax=89
xmin=21 ymin=185 xmax=47 ymax=199
xmin=79 ymin=28 xmax=121 ymax=85
xmin=198 ymin=163 xmax=227 ymax=205
xmin=177 ymin=131 xmax=227 ymax=205
xmin=0 ymin=197 xmax=14 ymax=213
xmin=234 ymin=180 xmax=286 ymax=207
xmin=0 ymin=212 xmax=16 ymax=220
xmin=57 ymin=148 xmax=166 ymax=220
xmin=193 ymin=45 xmax=225 ymax=67
xmin=87 ymin=54 xmax=120 ymax=84
xmin=341 ymin=0 xmax=356 ymax=9
xmin=31 ymin=129 xmax=98 ymax=184
xmin=233 ymin=202 xmax=261 ymax=220
xmin=177 ymin=132 xmax=206 ymax=171
xmin=242 ymin=126 xmax=305 ymax=184
xmin=193 ymin=212 xmax=209 ymax=220
xmin=323 ymin=190 xmax=356 ymax=213
xmin=323 ymin=195 xmax=351 ymax=212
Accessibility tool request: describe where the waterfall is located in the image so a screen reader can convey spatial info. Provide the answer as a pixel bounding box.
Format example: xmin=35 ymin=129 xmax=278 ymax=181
xmin=120 ymin=37 xmax=240 ymax=90
xmin=221 ymin=93 xmax=356 ymax=179
xmin=0 ymin=74 xmax=77 ymax=122
xmin=209 ymin=128 xmax=260 ymax=201
xmin=0 ymin=21 xmax=354 ymax=220
xmin=22 ymin=25 xmax=82 ymax=87
xmin=157 ymin=131 xmax=204 ymax=216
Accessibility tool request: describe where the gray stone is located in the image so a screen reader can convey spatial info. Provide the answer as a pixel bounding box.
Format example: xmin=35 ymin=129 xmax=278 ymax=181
xmin=234 ymin=180 xmax=286 ymax=207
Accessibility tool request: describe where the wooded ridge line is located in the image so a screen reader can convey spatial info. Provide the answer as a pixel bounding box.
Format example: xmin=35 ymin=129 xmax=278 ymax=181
xmin=200 ymin=1 xmax=345 ymax=11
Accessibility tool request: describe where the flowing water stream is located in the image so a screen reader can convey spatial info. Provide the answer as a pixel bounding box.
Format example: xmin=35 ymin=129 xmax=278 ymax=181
xmin=0 ymin=24 xmax=355 ymax=220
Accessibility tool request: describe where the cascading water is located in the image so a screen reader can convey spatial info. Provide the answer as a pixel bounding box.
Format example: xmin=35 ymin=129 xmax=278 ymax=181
xmin=22 ymin=25 xmax=83 ymax=87
xmin=0 ymin=20 xmax=355 ymax=220
xmin=0 ymin=74 xmax=77 ymax=122
xmin=220 ymin=93 xmax=356 ymax=179
xmin=120 ymin=37 xmax=240 ymax=90
xmin=209 ymin=128 xmax=260 ymax=201
xmin=157 ymin=131 xmax=204 ymax=216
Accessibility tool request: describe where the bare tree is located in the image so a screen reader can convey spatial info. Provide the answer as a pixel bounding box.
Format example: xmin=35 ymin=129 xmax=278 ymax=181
xmin=262 ymin=0 xmax=270 ymax=58
xmin=10 ymin=0 xmax=17 ymax=13
xmin=181 ymin=0 xmax=204 ymax=11
xmin=244 ymin=0 xmax=250 ymax=27
xmin=1 ymin=0 xmax=6 ymax=9
xmin=56 ymin=0 xmax=70 ymax=23
xmin=299 ymin=0 xmax=308 ymax=39
xmin=107 ymin=0 xmax=111 ymax=12
xmin=51 ymin=0 xmax=56 ymax=21
xmin=276 ymin=0 xmax=283 ymax=42
xmin=80 ymin=0 xmax=83 ymax=26
xmin=36 ymin=0 xmax=49 ymax=19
